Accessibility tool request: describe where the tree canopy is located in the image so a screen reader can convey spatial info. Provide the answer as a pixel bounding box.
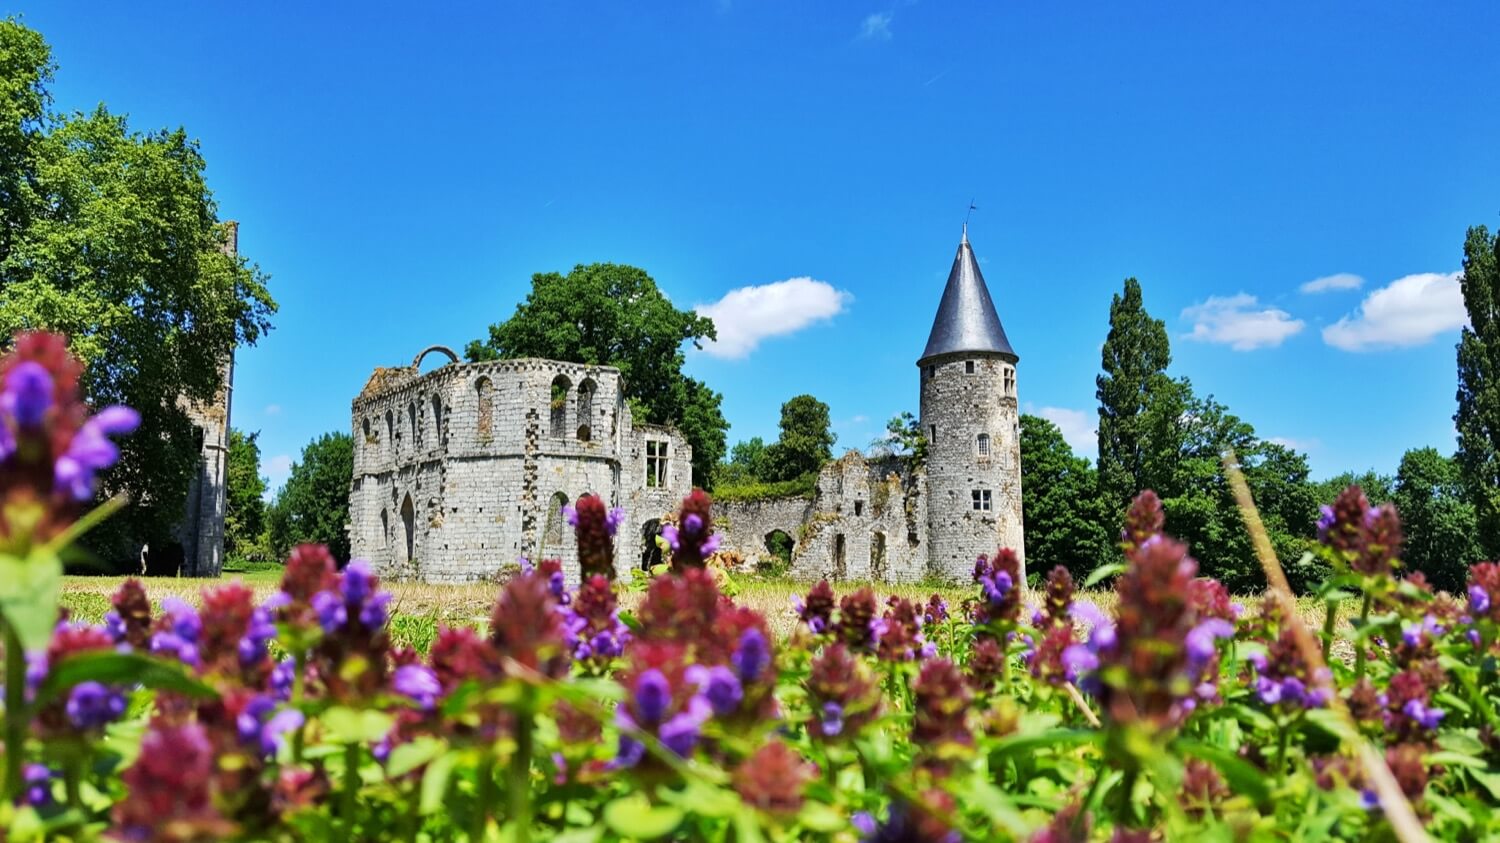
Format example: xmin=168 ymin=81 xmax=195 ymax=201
xmin=762 ymin=394 xmax=835 ymax=482
xmin=1394 ymin=447 xmax=1482 ymax=591
xmin=224 ymin=429 xmax=269 ymax=561
xmin=267 ymin=432 xmax=353 ymax=562
xmin=466 ymin=263 xmax=725 ymax=486
xmin=1096 ymin=278 xmax=1173 ymax=511
xmin=0 ymin=19 xmax=276 ymax=564
xmin=1455 ymin=225 xmax=1500 ymax=558
xmin=1018 ymin=414 xmax=1113 ymax=579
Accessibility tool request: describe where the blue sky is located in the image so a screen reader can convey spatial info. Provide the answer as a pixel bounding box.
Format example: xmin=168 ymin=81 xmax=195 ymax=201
xmin=12 ymin=1 xmax=1500 ymax=491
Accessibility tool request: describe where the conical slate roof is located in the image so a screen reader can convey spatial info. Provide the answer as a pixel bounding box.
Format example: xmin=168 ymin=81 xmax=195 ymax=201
xmin=918 ymin=226 xmax=1016 ymax=364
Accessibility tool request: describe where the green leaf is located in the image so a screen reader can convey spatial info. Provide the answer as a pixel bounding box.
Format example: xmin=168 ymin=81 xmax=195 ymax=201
xmin=989 ymin=728 xmax=1100 ymax=758
xmin=386 ymin=736 xmax=446 ymax=778
xmin=958 ymin=779 xmax=1032 ymax=838
xmin=1173 ymin=739 xmax=1270 ymax=806
xmin=1438 ymin=731 xmax=1487 ymax=756
xmin=603 ymin=794 xmax=684 ymax=840
xmin=35 ymin=651 xmax=215 ymax=705
xmin=797 ymin=802 xmax=846 ymax=832
xmin=419 ymin=750 xmax=459 ymax=815
xmin=0 ymin=550 xmax=62 ymax=651
xmin=322 ymin=706 xmax=395 ymax=744
xmin=1084 ymin=563 xmax=1126 ymax=589
xmin=549 ymin=829 xmax=603 ymax=843
xmin=1470 ymin=769 xmax=1500 ymax=801
xmin=1302 ymin=709 xmax=1357 ymax=743
xmin=1425 ymin=751 xmax=1488 ymax=770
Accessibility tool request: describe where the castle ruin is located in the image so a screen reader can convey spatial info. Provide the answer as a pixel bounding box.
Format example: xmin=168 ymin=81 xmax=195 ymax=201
xmin=349 ymin=227 xmax=1023 ymax=583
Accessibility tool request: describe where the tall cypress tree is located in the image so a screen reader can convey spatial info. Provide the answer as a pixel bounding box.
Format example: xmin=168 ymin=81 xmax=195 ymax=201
xmin=1455 ymin=225 xmax=1500 ymax=557
xmin=1096 ymin=278 xmax=1173 ymax=509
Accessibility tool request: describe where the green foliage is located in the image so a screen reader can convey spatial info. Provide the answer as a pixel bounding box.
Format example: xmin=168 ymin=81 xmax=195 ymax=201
xmin=876 ymin=411 xmax=926 ymax=465
xmin=710 ymin=472 xmax=818 ymax=503
xmin=1455 ymin=224 xmax=1500 ymax=558
xmin=465 ymin=262 xmax=725 ymax=486
xmin=267 ymin=432 xmax=353 ymax=561
xmin=1096 ymin=277 xmax=1173 ymax=511
xmin=1311 ymin=469 xmax=1393 ymax=506
xmin=762 ymin=394 xmax=835 ymax=482
xmin=0 ymin=20 xmax=276 ymax=565
xmin=1394 ymin=447 xmax=1482 ymax=591
xmin=225 ymin=429 xmax=269 ymax=561
xmin=1018 ymin=414 xmax=1112 ymax=580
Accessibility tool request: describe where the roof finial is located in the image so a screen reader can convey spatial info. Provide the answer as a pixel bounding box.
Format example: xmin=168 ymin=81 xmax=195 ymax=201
xmin=963 ymin=199 xmax=976 ymax=244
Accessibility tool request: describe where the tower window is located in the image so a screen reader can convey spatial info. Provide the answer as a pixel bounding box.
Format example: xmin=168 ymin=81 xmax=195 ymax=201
xmin=971 ymin=490 xmax=992 ymax=511
xmin=645 ymin=439 xmax=669 ymax=488
xmin=929 ymin=424 xmax=936 ymax=443
xmin=924 ymin=365 xmax=935 ymax=380
xmin=965 ymin=360 xmax=975 ymax=374
xmin=1004 ymin=368 xmax=1016 ymax=395
xmin=977 ymin=433 xmax=990 ymax=458
xmin=854 ymin=500 xmax=864 ymax=517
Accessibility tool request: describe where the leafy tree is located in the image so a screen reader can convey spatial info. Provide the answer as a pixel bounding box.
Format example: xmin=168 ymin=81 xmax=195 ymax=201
xmin=0 ymin=20 xmax=276 ymax=565
xmin=1455 ymin=225 xmax=1500 ymax=558
xmin=224 ymin=429 xmax=268 ymax=560
xmin=1394 ymin=448 xmax=1482 ymax=592
xmin=874 ymin=411 xmax=927 ymax=465
xmin=1019 ymin=414 xmax=1113 ymax=579
xmin=267 ymin=433 xmax=353 ymax=562
xmin=716 ymin=436 xmax=769 ymax=486
xmin=466 ymin=263 xmax=724 ymax=486
xmin=762 ymin=394 xmax=835 ymax=482
xmin=1311 ymin=470 xmax=1394 ymax=507
xmin=1096 ymin=278 xmax=1174 ymax=510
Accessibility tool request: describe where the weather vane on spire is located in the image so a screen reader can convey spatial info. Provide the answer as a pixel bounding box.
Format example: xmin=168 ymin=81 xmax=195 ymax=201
xmin=963 ymin=199 xmax=976 ymax=241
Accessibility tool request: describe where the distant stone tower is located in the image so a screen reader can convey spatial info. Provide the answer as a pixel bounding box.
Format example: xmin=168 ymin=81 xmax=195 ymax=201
xmin=918 ymin=225 xmax=1024 ymax=580
xmin=175 ymin=221 xmax=237 ymax=577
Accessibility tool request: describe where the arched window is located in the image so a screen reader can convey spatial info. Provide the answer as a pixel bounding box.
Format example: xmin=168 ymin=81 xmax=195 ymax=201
xmin=400 ymin=495 xmax=415 ymax=563
xmin=977 ymin=433 xmax=991 ymax=459
xmin=641 ymin=520 xmax=663 ymax=570
xmin=408 ymin=402 xmax=418 ymax=449
xmin=543 ymin=491 xmax=568 ymax=550
xmin=475 ymin=377 xmax=494 ymax=439
xmin=362 ymin=417 xmax=371 ymax=441
xmin=550 ymin=375 xmax=571 ymax=438
xmin=385 ymin=411 xmax=395 ymax=455
xmin=380 ymin=508 xmax=389 ymax=552
xmin=576 ymin=379 xmax=595 ymax=441
xmin=431 ymin=395 xmax=443 ymax=446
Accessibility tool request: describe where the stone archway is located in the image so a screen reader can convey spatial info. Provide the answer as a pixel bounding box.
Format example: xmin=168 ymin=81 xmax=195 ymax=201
xmin=763 ymin=529 xmax=795 ymax=572
xmin=400 ymin=495 xmax=415 ymax=564
xmin=641 ymin=520 xmax=663 ymax=570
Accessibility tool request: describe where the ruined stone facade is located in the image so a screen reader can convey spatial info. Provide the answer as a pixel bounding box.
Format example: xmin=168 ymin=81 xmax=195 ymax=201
xmin=348 ymin=348 xmax=692 ymax=582
xmin=714 ymin=227 xmax=1025 ymax=583
xmin=348 ymin=228 xmax=1022 ymax=584
xmin=173 ymin=222 xmax=237 ymax=577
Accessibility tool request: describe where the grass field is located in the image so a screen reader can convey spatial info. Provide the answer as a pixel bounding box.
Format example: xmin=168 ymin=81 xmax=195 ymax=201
xmin=58 ymin=569 xmax=1342 ymax=654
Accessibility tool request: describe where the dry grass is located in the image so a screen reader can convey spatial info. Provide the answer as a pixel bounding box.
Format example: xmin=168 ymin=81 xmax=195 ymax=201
xmin=59 ymin=572 xmax=1344 ymax=651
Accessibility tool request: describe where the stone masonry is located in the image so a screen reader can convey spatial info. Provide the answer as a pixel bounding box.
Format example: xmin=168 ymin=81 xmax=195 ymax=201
xmin=348 ymin=348 xmax=692 ymax=582
xmin=348 ymin=227 xmax=1022 ymax=585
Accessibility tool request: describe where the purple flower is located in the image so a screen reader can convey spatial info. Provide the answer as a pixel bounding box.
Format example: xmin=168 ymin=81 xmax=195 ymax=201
xmin=1470 ymin=584 xmax=1491 ymax=616
xmin=360 ymin=592 xmax=392 ymax=629
xmin=53 ymin=406 xmax=140 ymax=501
xmin=687 ymin=665 xmax=743 ymax=716
xmin=821 ymin=702 xmax=844 ymax=737
xmin=562 ymin=504 xmax=578 ymax=527
xmin=1316 ymin=505 xmax=1336 ymax=544
xmin=104 ymin=611 xmax=127 ymax=644
xmin=149 ymin=631 xmax=199 ymax=666
xmin=160 ymin=597 xmax=202 ymax=641
xmin=393 ymin=664 xmax=442 ymax=710
xmin=852 ymin=812 xmax=877 ymax=836
xmin=238 ymin=606 xmax=277 ymax=666
xmin=1185 ymin=618 xmax=1234 ymax=670
xmin=605 ymin=507 xmax=626 ymax=537
xmin=65 ymin=681 xmax=126 ymax=729
xmin=1256 ymin=676 xmax=1283 ymax=705
xmin=1061 ymin=644 xmax=1099 ymax=687
xmin=634 ymin=669 xmax=671 ymax=725
xmin=547 ymin=571 xmax=569 ymax=605
xmin=684 ymin=513 xmax=703 ymax=533
xmin=311 ymin=590 xmax=347 ymax=633
xmin=341 ymin=561 xmax=374 ymax=605
xmin=659 ymin=700 xmax=710 ymax=757
xmin=271 ymin=658 xmax=296 ymax=701
xmin=613 ymin=736 xmax=646 ymax=769
xmin=700 ymin=533 xmax=722 ymax=556
xmin=19 ymin=764 xmax=53 ymax=807
xmin=1402 ymin=698 xmax=1445 ymax=731
xmin=2 ymin=361 xmax=53 ymax=428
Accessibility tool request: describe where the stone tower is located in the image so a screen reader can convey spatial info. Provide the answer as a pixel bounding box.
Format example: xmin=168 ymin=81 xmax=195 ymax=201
xmin=175 ymin=221 xmax=237 ymax=577
xmin=918 ymin=225 xmax=1024 ymax=580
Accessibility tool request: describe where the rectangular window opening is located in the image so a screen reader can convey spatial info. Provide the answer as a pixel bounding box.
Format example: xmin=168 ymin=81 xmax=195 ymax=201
xmin=646 ymin=440 xmax=669 ymax=488
xmin=965 ymin=360 xmax=975 ymax=374
xmin=971 ymin=490 xmax=992 ymax=511
xmin=854 ymin=500 xmax=864 ymax=517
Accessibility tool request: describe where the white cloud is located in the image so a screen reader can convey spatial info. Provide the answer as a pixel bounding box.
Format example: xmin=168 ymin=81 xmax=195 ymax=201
xmin=1181 ymin=293 xmax=1305 ymax=350
xmin=1038 ymin=406 xmax=1096 ymax=458
xmin=1322 ymin=271 xmax=1466 ymax=352
xmin=1300 ymin=273 xmax=1364 ymax=294
xmin=858 ymin=11 xmax=893 ymax=40
xmin=264 ymin=404 xmax=282 ymax=416
xmin=696 ymin=277 xmax=852 ymax=359
xmin=1267 ymin=436 xmax=1318 ymax=453
xmin=265 ymin=454 xmax=294 ymax=489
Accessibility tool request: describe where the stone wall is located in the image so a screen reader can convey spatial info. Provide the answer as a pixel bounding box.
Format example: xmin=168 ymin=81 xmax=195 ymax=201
xmin=349 ymin=351 xmax=691 ymax=583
